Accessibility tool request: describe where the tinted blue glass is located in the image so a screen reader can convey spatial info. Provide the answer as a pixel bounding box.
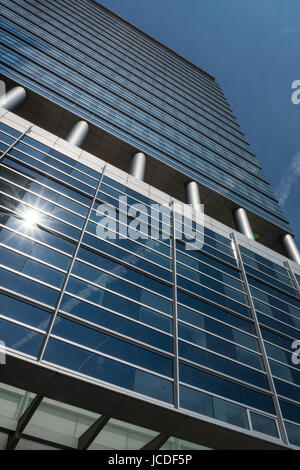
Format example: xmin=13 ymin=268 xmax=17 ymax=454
xmin=177 ymin=261 xmax=243 ymax=293
xmin=1 ymin=157 xmax=91 ymax=205
xmin=0 ymin=266 xmax=59 ymax=306
xmin=0 ymin=133 xmax=15 ymax=145
xmin=22 ymin=135 xmax=50 ymax=153
xmin=0 ymin=214 xmax=76 ymax=255
xmin=15 ymin=142 xmax=98 ymax=187
xmin=0 ymin=227 xmax=71 ymax=270
xmin=178 ymin=323 xmax=261 ymax=368
xmin=270 ymin=360 xmax=300 ymax=386
xmin=0 ymin=293 xmax=51 ymax=330
xmin=178 ymin=276 xmax=250 ymax=317
xmin=52 ymin=316 xmax=172 ymax=376
xmin=43 ymin=338 xmax=173 ymax=403
xmin=178 ymin=305 xmax=258 ymax=351
xmin=0 ymin=245 xmax=26 ymax=271
xmin=140 ymin=290 xmax=172 ymax=315
xmin=178 ymin=292 xmax=254 ymax=333
xmin=249 ymin=277 xmax=300 ymax=314
xmin=213 ymin=396 xmax=249 ymax=429
xmin=76 ymin=246 xmax=172 ymax=296
xmin=82 ymin=232 xmax=171 ymax=280
xmin=44 ymin=336 xmax=135 ymax=388
xmin=48 ymin=148 xmax=101 ymax=179
xmin=24 ymin=259 xmax=65 ymax=287
xmin=240 ymin=247 xmax=288 ymax=275
xmin=254 ymin=299 xmax=300 ymax=331
xmin=265 ymin=342 xmax=292 ymax=365
xmin=133 ymin=369 xmax=173 ymax=403
xmin=261 ymin=328 xmax=293 ymax=351
xmin=244 ymin=264 xmax=296 ymax=296
xmin=258 ymin=313 xmax=298 ymax=340
xmin=180 ymin=363 xmax=274 ymax=413
xmin=180 ymin=385 xmax=213 ymax=417
xmin=0 ymin=122 xmax=21 ymax=138
xmin=30 ymin=244 xmax=71 ymax=270
xmin=280 ymin=400 xmax=300 ymax=425
xmin=0 ymin=245 xmax=65 ymax=288
xmin=0 ymin=193 xmax=81 ymax=239
xmin=0 ymin=142 xmax=9 ymax=153
xmin=179 ymin=341 xmax=266 ymax=388
xmin=66 ymin=276 xmax=171 ymax=331
xmin=0 ymin=317 xmax=43 ymax=356
xmin=285 ymin=422 xmax=300 ymax=447
xmin=176 ymin=241 xmax=239 ymax=277
xmin=250 ymin=412 xmax=278 ymax=438
xmin=59 ymin=294 xmax=172 ymax=351
xmin=274 ymin=379 xmax=300 ymax=402
xmin=7 ymin=149 xmax=95 ymax=195
xmin=139 ymin=307 xmax=172 ymax=333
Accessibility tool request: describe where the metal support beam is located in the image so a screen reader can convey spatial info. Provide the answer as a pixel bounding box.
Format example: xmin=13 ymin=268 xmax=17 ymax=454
xmin=66 ymin=120 xmax=89 ymax=147
xmin=283 ymin=260 xmax=300 ymax=297
xmin=234 ymin=207 xmax=253 ymax=239
xmin=0 ymin=86 xmax=26 ymax=111
xmin=130 ymin=152 xmax=146 ymax=180
xmin=230 ymin=232 xmax=289 ymax=445
xmin=142 ymin=433 xmax=170 ymax=450
xmin=78 ymin=414 xmax=110 ymax=450
xmin=185 ymin=181 xmax=201 ymax=210
xmin=282 ymin=233 xmax=300 ymax=265
xmin=6 ymin=393 xmax=44 ymax=450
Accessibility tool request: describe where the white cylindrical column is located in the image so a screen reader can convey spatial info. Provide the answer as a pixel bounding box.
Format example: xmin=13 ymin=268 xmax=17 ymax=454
xmin=186 ymin=181 xmax=201 ymax=210
xmin=66 ymin=120 xmax=89 ymax=147
xmin=234 ymin=207 xmax=253 ymax=239
xmin=0 ymin=86 xmax=26 ymax=111
xmin=130 ymin=152 xmax=146 ymax=181
xmin=282 ymin=234 xmax=300 ymax=265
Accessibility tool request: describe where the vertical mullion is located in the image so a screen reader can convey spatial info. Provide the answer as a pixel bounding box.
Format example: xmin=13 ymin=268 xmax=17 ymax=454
xmin=230 ymin=232 xmax=289 ymax=445
xmin=0 ymin=124 xmax=33 ymax=162
xmin=38 ymin=163 xmax=107 ymax=361
xmin=171 ymin=200 xmax=179 ymax=409
xmin=284 ymin=260 xmax=300 ymax=298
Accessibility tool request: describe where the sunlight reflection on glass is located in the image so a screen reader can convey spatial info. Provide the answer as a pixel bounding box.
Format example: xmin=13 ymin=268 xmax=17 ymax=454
xmin=21 ymin=208 xmax=42 ymax=228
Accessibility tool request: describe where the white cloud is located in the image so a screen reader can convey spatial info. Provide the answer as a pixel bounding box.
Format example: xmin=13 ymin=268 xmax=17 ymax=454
xmin=276 ymin=151 xmax=300 ymax=205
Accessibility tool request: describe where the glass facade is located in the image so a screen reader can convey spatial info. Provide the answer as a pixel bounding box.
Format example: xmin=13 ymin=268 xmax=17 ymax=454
xmin=0 ymin=0 xmax=299 ymax=450
xmin=0 ymin=0 xmax=290 ymax=231
xmin=0 ymin=119 xmax=299 ymax=449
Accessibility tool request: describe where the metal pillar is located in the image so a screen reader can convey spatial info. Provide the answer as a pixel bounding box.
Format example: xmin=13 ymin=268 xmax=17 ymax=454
xmin=130 ymin=152 xmax=146 ymax=180
xmin=0 ymin=86 xmax=26 ymax=111
xmin=78 ymin=415 xmax=111 ymax=450
xmin=282 ymin=233 xmax=300 ymax=265
xmin=230 ymin=232 xmax=289 ymax=445
xmin=234 ymin=207 xmax=253 ymax=239
xmin=185 ymin=181 xmax=201 ymax=210
xmin=66 ymin=120 xmax=89 ymax=147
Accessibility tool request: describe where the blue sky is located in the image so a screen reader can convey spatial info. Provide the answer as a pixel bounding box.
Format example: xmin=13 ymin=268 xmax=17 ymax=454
xmin=98 ymin=0 xmax=300 ymax=245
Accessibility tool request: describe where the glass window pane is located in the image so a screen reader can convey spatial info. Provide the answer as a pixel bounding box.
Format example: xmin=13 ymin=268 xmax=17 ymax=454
xmin=180 ymin=385 xmax=213 ymax=417
xmin=0 ymin=317 xmax=44 ymax=357
xmin=213 ymin=397 xmax=249 ymax=429
xmin=285 ymin=421 xmax=300 ymax=447
xmin=250 ymin=412 xmax=278 ymax=438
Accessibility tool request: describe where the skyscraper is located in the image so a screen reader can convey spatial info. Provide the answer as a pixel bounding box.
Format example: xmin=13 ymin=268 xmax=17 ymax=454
xmin=0 ymin=0 xmax=299 ymax=450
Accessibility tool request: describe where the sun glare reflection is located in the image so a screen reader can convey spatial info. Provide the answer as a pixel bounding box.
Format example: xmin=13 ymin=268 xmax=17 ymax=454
xmin=21 ymin=209 xmax=41 ymax=228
